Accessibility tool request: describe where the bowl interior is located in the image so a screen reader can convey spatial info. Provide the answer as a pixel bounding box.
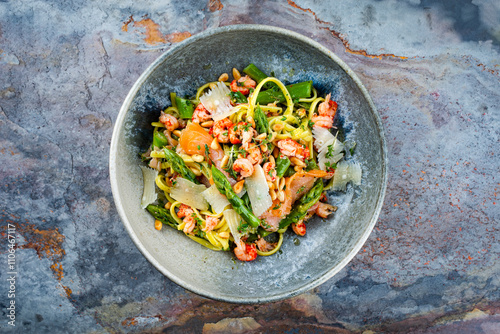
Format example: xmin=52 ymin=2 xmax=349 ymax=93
xmin=110 ymin=25 xmax=386 ymax=303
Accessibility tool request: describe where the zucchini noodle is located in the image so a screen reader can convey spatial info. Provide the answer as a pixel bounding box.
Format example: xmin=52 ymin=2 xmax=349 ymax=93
xmin=308 ymin=97 xmax=324 ymax=120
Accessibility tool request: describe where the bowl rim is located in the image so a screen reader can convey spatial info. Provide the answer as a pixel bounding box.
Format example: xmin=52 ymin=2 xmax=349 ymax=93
xmin=109 ymin=24 xmax=388 ymax=304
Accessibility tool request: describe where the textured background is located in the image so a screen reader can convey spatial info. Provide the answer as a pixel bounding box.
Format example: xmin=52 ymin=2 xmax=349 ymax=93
xmin=0 ymin=0 xmax=499 ymax=333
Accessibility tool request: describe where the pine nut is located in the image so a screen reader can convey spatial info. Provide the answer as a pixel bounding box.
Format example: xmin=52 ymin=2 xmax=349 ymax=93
xmin=272 ymin=123 xmax=284 ymax=132
xmin=173 ymin=130 xmax=182 ymax=137
xmin=290 ymin=157 xmax=305 ymax=167
xmin=294 ymin=165 xmax=303 ymax=172
xmin=267 ymin=181 xmax=275 ymax=190
xmin=274 ymin=178 xmax=279 ymax=190
xmin=256 ymin=133 xmax=267 ymax=141
xmin=261 ymin=144 xmax=268 ymax=153
xmin=232 ymin=68 xmax=241 ymax=80
xmin=164 ymin=202 xmax=172 ymax=210
xmin=279 ymin=177 xmax=286 ymax=191
xmin=269 ymin=132 xmax=277 ymax=142
xmin=155 ymin=220 xmax=162 ymax=230
xmin=247 ymin=116 xmax=255 ymax=128
xmin=180 ymin=154 xmax=194 ymax=163
xmin=221 ymin=155 xmax=230 ymax=168
xmin=218 ymin=73 xmax=229 ymax=82
xmin=201 ymin=120 xmax=214 ymax=128
xmin=192 ymin=154 xmax=204 ymax=163
xmin=233 ymin=180 xmax=245 ymax=194
xmin=273 ymin=147 xmax=280 ymax=158
xmin=218 ymin=231 xmax=230 ymax=239
xmin=269 ymin=155 xmax=275 ymax=165
xmin=270 ymin=189 xmax=277 ymax=201
xmin=277 ymin=190 xmax=285 ymax=202
xmin=209 ymin=82 xmax=217 ymax=90
xmin=190 ymin=166 xmax=202 ymax=176
xmin=211 ymin=137 xmax=220 ymax=150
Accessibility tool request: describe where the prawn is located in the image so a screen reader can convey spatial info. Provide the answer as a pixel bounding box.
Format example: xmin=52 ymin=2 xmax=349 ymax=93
xmin=292 ymin=221 xmax=306 ymax=236
xmin=234 ymin=241 xmax=257 ymax=261
xmin=277 ymin=138 xmax=310 ymax=160
xmin=177 ymin=204 xmax=193 ymax=218
xmin=159 ymin=112 xmax=179 ymax=131
xmin=312 ymin=93 xmax=337 ymax=129
xmin=315 ymin=202 xmax=336 ymax=218
xmin=202 ymin=216 xmax=219 ymax=232
xmin=230 ymin=75 xmax=256 ymax=96
xmin=246 ymin=143 xmax=263 ymax=165
xmin=211 ymin=118 xmax=233 ymax=143
xmin=192 ymin=103 xmax=212 ymax=123
xmin=232 ymin=158 xmax=254 ymax=178
xmin=182 ymin=215 xmax=196 ymax=234
xmin=263 ymin=161 xmax=276 ymax=182
xmin=229 ymin=122 xmax=254 ymax=149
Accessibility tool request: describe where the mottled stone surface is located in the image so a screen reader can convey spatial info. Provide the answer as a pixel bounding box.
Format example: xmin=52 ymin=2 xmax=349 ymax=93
xmin=0 ymin=0 xmax=499 ymax=333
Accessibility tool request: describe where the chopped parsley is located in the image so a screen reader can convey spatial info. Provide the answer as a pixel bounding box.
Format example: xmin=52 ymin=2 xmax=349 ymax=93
xmin=281 ymin=116 xmax=287 ymax=121
xmin=272 ymin=203 xmax=282 ymax=210
xmin=229 ymin=91 xmax=247 ymax=104
xmin=325 ymin=144 xmax=334 ymax=159
xmin=308 ymin=120 xmax=315 ymax=129
xmin=197 ymin=145 xmax=201 ymax=150
xmin=296 ymin=186 xmax=306 ymax=194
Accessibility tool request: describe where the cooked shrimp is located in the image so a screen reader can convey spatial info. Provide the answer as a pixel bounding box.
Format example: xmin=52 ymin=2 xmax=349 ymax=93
xmin=246 ymin=143 xmax=263 ymax=165
xmin=177 ymin=204 xmax=193 ymax=218
xmin=230 ymin=75 xmax=256 ymax=96
xmin=234 ymin=241 xmax=257 ymax=261
xmin=315 ymin=202 xmax=337 ymax=218
xmin=159 ymin=112 xmax=179 ymax=131
xmin=192 ymin=103 xmax=212 ymax=123
xmin=183 ymin=216 xmax=196 ymax=234
xmin=229 ymin=122 xmax=253 ymax=148
xmin=263 ymin=161 xmax=276 ymax=182
xmin=311 ymin=115 xmax=334 ymax=129
xmin=292 ymin=221 xmax=306 ymax=236
xmin=211 ymin=118 xmax=233 ymax=143
xmin=202 ymin=216 xmax=219 ymax=232
xmin=277 ymin=138 xmax=310 ymax=160
xmin=163 ymin=130 xmax=178 ymax=147
xmin=312 ymin=93 xmax=338 ymax=129
xmin=232 ymin=158 xmax=254 ymax=178
xmin=256 ymin=237 xmax=277 ymax=252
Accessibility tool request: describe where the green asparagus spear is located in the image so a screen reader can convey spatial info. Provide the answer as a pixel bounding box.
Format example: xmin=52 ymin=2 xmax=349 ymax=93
xmin=162 ymin=148 xmax=199 ymax=184
xmin=170 ymin=92 xmax=195 ymax=119
xmin=254 ymin=105 xmax=270 ymax=134
xmin=243 ymin=63 xmax=276 ymax=90
xmin=211 ymin=165 xmax=261 ymax=228
xmin=275 ymin=155 xmax=291 ymax=178
xmin=256 ymin=81 xmax=312 ymax=105
xmin=153 ymin=129 xmax=169 ymax=148
xmin=279 ymin=178 xmax=324 ymax=229
xmin=147 ymin=204 xmax=178 ymax=229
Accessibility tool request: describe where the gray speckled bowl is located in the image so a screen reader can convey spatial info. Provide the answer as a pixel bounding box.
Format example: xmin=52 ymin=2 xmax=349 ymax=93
xmin=110 ymin=25 xmax=387 ymax=303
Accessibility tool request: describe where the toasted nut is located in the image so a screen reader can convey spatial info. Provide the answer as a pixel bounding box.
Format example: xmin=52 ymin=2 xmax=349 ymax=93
xmin=211 ymin=137 xmax=220 ymax=150
xmin=294 ymin=165 xmax=303 ymax=172
xmin=274 ymin=178 xmax=279 ymax=190
xmin=155 ymin=220 xmax=162 ymax=231
xmin=190 ymin=166 xmax=202 ymax=176
xmin=267 ymin=181 xmax=275 ymax=190
xmin=261 ymin=144 xmax=268 ymax=153
xmin=233 ymin=180 xmax=245 ymax=194
xmin=221 ymin=155 xmax=230 ymax=168
xmin=192 ymin=154 xmax=204 ymax=163
xmin=164 ymin=202 xmax=172 ymax=210
xmin=273 ymin=147 xmax=280 ymax=158
xmin=270 ymin=189 xmax=277 ymax=201
xmin=277 ymin=190 xmax=285 ymax=202
xmin=232 ymin=68 xmax=241 ymax=80
xmin=218 ymin=73 xmax=229 ymax=82
xmin=209 ymin=82 xmax=217 ymax=90
xmin=269 ymin=155 xmax=276 ymax=165
xmin=173 ymin=130 xmax=182 ymax=137
xmin=272 ymin=123 xmax=284 ymax=132
xmin=246 ymin=116 xmax=255 ymax=128
xmin=279 ymin=177 xmax=286 ymax=191
xmin=297 ymin=108 xmax=307 ymax=118
xmin=290 ymin=157 xmax=305 ymax=167
xmin=218 ymin=231 xmax=230 ymax=239
xmin=201 ymin=120 xmax=214 ymax=128
xmin=256 ymin=133 xmax=267 ymax=141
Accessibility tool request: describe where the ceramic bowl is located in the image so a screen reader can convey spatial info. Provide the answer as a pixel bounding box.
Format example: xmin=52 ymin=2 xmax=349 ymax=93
xmin=110 ymin=25 xmax=387 ymax=303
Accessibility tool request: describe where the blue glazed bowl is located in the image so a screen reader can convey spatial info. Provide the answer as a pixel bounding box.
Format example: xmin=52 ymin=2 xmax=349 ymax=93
xmin=110 ymin=25 xmax=387 ymax=303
